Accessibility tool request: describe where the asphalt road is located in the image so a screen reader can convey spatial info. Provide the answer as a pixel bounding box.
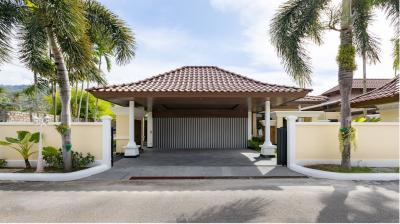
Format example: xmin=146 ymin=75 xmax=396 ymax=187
xmin=0 ymin=178 xmax=398 ymax=223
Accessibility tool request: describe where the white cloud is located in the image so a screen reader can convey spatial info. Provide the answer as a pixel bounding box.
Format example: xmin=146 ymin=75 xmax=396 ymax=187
xmin=210 ymin=0 xmax=396 ymax=94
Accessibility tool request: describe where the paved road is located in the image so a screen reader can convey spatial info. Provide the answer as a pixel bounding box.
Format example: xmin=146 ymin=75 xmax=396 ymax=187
xmin=0 ymin=178 xmax=398 ymax=223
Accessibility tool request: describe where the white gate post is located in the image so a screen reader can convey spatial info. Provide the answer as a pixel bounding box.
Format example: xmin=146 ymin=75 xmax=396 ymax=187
xmin=124 ymin=100 xmax=139 ymax=157
xmin=285 ymin=115 xmax=297 ymax=168
xmin=260 ymin=100 xmax=276 ymax=156
xmin=101 ymin=116 xmax=112 ymax=168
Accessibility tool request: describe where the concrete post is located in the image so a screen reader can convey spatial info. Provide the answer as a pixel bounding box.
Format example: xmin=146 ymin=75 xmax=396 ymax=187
xmin=286 ymin=115 xmax=297 ymax=168
xmin=124 ymin=100 xmax=139 ymax=157
xmin=101 ymin=116 xmax=112 ymax=168
xmin=261 ymin=100 xmax=276 ymax=156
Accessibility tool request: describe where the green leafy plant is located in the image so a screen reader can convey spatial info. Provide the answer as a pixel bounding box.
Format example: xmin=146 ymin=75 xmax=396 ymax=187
xmin=0 ymin=159 xmax=7 ymax=168
xmin=42 ymin=146 xmax=64 ymax=169
xmin=248 ymin=137 xmax=263 ymax=152
xmin=43 ymin=147 xmax=95 ymax=169
xmin=0 ymin=131 xmax=39 ymax=168
xmin=338 ymin=127 xmax=357 ymax=152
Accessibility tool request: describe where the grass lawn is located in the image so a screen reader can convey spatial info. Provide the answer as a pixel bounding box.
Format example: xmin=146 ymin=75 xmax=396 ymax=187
xmin=306 ymin=164 xmax=400 ymax=173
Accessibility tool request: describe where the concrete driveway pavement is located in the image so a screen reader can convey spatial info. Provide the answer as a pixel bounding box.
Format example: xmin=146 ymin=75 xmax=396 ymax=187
xmin=0 ymin=178 xmax=398 ymax=223
xmin=89 ymin=148 xmax=304 ymax=180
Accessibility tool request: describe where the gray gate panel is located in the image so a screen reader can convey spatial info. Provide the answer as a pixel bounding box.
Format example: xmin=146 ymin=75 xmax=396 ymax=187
xmin=153 ymin=117 xmax=247 ymax=149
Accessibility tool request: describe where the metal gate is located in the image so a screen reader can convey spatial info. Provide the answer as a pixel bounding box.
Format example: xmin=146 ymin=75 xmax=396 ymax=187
xmin=277 ymin=127 xmax=287 ymax=166
xmin=153 ymin=117 xmax=247 ymax=149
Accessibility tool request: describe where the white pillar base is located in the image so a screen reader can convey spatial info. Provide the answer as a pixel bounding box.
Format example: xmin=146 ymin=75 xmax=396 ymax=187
xmin=124 ymin=143 xmax=139 ymax=158
xmin=260 ymin=144 xmax=277 ymax=157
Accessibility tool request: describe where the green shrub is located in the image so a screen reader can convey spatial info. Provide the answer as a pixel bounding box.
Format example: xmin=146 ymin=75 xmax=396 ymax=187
xmin=0 ymin=159 xmax=7 ymax=168
xmin=353 ymin=116 xmax=381 ymax=122
xmin=43 ymin=147 xmax=95 ymax=169
xmin=248 ymin=137 xmax=263 ymax=151
xmin=42 ymin=146 xmax=63 ymax=169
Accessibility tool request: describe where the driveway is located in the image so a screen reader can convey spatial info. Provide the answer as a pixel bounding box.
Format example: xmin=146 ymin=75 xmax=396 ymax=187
xmin=88 ymin=148 xmax=304 ymax=180
xmin=0 ymin=179 xmax=398 ymax=222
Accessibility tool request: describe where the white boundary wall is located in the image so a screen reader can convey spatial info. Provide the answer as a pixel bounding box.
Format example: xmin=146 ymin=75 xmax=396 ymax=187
xmin=0 ymin=116 xmax=112 ymax=181
xmin=285 ymin=116 xmax=399 ymax=181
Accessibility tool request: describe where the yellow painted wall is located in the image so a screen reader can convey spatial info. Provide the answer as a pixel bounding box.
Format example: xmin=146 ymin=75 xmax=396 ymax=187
xmin=116 ymin=114 xmax=129 ymax=153
xmin=0 ymin=123 xmax=103 ymax=160
xmin=380 ymin=108 xmax=399 ymax=122
xmin=296 ymin=123 xmax=399 ymax=161
xmin=320 ymin=112 xmax=340 ymax=120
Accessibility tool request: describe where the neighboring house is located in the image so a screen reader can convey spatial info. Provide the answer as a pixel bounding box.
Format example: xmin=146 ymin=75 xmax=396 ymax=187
xmin=301 ymin=78 xmax=392 ymax=113
xmin=351 ymin=76 xmax=399 ymax=122
xmin=88 ymin=66 xmax=310 ymax=155
xmin=276 ymin=95 xmax=329 ymax=110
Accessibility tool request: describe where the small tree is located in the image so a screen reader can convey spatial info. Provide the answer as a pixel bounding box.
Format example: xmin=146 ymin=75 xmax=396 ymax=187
xmin=0 ymin=131 xmax=39 ymax=168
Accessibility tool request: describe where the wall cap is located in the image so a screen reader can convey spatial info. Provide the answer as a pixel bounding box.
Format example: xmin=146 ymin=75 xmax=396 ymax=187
xmin=290 ymin=164 xmax=399 ymax=181
xmin=295 ymin=122 xmax=399 ymax=126
xmin=0 ymin=164 xmax=110 ymax=181
xmin=0 ymin=122 xmax=102 ymax=126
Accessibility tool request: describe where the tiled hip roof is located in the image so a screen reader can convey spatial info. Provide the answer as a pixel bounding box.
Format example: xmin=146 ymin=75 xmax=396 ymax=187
xmin=88 ymin=66 xmax=310 ymax=94
xmin=351 ymin=76 xmax=399 ymax=107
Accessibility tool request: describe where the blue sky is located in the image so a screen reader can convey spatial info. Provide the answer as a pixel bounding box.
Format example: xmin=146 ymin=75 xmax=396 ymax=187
xmin=0 ymin=0 xmax=396 ymax=94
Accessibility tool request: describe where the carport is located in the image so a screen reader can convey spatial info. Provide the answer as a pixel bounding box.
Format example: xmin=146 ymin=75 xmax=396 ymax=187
xmin=89 ymin=66 xmax=310 ymax=158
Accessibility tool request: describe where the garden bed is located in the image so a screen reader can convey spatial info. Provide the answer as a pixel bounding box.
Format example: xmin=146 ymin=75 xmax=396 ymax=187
xmin=0 ymin=167 xmax=88 ymax=173
xmin=306 ymin=164 xmax=400 ymax=173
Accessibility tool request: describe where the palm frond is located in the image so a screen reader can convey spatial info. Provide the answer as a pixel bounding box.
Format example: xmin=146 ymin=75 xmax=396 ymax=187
xmin=36 ymin=0 xmax=92 ymax=70
xmin=374 ymin=0 xmax=399 ymax=31
xmin=104 ymin=54 xmax=112 ymax=72
xmin=84 ymin=0 xmax=135 ymax=65
xmin=18 ymin=9 xmax=53 ymax=73
xmin=0 ymin=0 xmax=24 ymax=65
xmin=270 ymin=0 xmax=329 ymax=87
xmin=352 ymin=0 xmax=380 ymax=64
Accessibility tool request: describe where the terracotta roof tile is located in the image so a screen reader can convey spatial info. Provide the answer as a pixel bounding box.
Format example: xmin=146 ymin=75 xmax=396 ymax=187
xmin=89 ymin=66 xmax=310 ymax=93
xmin=322 ymin=79 xmax=392 ymax=95
xmin=294 ymin=95 xmax=329 ymax=103
xmin=351 ymin=76 xmax=399 ymax=105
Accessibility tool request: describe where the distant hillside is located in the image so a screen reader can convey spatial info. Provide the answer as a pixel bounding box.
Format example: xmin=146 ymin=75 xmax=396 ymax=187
xmin=0 ymin=85 xmax=29 ymax=93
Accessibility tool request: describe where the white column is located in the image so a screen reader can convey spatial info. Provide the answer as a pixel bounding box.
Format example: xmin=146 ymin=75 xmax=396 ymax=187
xmin=261 ymin=100 xmax=276 ymax=156
xmin=101 ymin=116 xmax=112 ymax=167
xmin=247 ymin=110 xmax=252 ymax=140
xmin=124 ymin=100 xmax=139 ymax=157
xmin=147 ymin=111 xmax=153 ymax=147
xmin=285 ymin=115 xmax=297 ymax=168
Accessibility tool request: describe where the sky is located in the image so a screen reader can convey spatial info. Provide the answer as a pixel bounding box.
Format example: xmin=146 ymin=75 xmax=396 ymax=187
xmin=0 ymin=0 xmax=396 ymax=95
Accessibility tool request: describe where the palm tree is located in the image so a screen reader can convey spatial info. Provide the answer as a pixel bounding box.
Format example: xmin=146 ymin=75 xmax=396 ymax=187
xmin=92 ymin=40 xmax=113 ymax=121
xmin=353 ymin=0 xmax=381 ymax=116
xmin=270 ymin=0 xmax=398 ymax=169
xmin=0 ymin=0 xmax=135 ymax=171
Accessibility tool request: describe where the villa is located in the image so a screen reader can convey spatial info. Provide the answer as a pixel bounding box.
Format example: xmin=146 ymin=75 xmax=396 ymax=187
xmin=89 ymin=66 xmax=311 ymax=157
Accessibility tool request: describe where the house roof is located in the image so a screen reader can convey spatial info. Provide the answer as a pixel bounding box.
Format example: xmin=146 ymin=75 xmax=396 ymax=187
xmin=321 ymin=79 xmax=392 ymax=96
xmin=300 ymin=99 xmax=341 ymax=111
xmin=294 ymin=95 xmax=329 ymax=103
xmin=89 ymin=66 xmax=310 ymax=94
xmin=351 ymin=76 xmax=399 ymax=107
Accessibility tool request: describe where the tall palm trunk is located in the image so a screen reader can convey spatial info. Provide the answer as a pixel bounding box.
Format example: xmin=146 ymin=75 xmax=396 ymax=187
xmin=93 ymin=57 xmax=101 ymax=122
xmin=33 ymin=72 xmax=39 ymax=117
xmin=77 ymin=81 xmax=84 ymax=121
xmin=51 ymin=82 xmax=57 ymax=122
xmin=47 ymin=28 xmax=72 ymax=171
xmin=338 ymin=0 xmax=354 ymax=169
xmin=74 ymin=81 xmax=79 ymax=120
xmin=84 ymin=81 xmax=89 ymax=122
xmin=362 ymin=53 xmax=367 ymax=116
